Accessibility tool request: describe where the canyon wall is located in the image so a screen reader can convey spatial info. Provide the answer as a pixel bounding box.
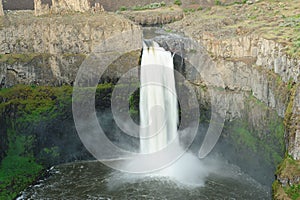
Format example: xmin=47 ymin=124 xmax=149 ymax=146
xmin=120 ymin=7 xmax=184 ymax=26
xmin=0 ymin=0 xmax=3 ymax=16
xmin=0 ymin=11 xmax=142 ymax=87
xmin=153 ymin=33 xmax=286 ymax=184
xmin=34 ymin=0 xmax=104 ymax=16
xmin=196 ymin=34 xmax=300 ymax=161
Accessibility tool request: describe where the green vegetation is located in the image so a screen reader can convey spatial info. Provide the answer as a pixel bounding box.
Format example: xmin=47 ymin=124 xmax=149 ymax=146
xmin=273 ymin=181 xmax=300 ymax=200
xmin=128 ymin=89 xmax=140 ymax=121
xmin=230 ymin=122 xmax=258 ymax=152
xmin=0 ymin=85 xmax=73 ymax=125
xmin=174 ymin=0 xmax=182 ymax=6
xmin=226 ymin=94 xmax=285 ymax=167
xmin=134 ymin=2 xmax=166 ymax=11
xmin=273 ymin=155 xmax=300 ymax=200
xmin=0 ymin=85 xmax=73 ymax=199
xmin=197 ymin=6 xmax=203 ymax=11
xmin=0 ymin=128 xmax=43 ymax=199
xmin=39 ymin=147 xmax=60 ymax=166
xmin=0 ymin=53 xmax=51 ymax=65
xmin=119 ymin=6 xmax=128 ymax=11
xmin=285 ymin=184 xmax=300 ymax=200
xmin=215 ymin=0 xmax=222 ymax=6
xmin=279 ymin=14 xmax=300 ymax=28
xmin=284 ymin=83 xmax=298 ymax=136
xmin=183 ymin=8 xmax=196 ymax=13
xmin=119 ymin=2 xmax=167 ymax=11
xmin=278 ymin=14 xmax=300 ymax=56
xmin=0 ymin=83 xmax=115 ymax=199
xmin=276 ymin=155 xmax=300 ymax=182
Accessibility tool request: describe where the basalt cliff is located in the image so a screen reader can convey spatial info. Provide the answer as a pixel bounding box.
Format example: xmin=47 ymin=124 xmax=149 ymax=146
xmin=0 ymin=0 xmax=299 ymax=199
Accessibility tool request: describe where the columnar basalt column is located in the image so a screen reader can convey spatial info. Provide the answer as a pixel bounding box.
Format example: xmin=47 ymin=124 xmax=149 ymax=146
xmin=0 ymin=0 xmax=4 ymax=16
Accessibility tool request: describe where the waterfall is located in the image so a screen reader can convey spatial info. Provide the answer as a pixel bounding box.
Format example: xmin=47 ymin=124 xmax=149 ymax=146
xmin=139 ymin=41 xmax=179 ymax=154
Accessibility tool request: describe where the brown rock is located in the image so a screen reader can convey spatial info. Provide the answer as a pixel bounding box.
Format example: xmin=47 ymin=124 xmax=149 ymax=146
xmin=0 ymin=0 xmax=4 ymax=16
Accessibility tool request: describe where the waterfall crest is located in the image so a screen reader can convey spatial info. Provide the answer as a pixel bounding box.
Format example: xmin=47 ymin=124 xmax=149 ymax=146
xmin=139 ymin=41 xmax=179 ymax=154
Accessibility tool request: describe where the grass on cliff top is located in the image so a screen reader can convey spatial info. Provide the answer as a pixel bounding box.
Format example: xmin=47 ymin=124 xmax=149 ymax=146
xmin=119 ymin=1 xmax=166 ymax=11
xmin=0 ymin=53 xmax=51 ymax=65
xmin=167 ymin=0 xmax=300 ymax=58
xmin=1 ymin=10 xmax=134 ymax=34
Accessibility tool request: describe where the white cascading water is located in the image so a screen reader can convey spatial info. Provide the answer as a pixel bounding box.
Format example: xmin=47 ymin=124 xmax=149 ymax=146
xmin=136 ymin=41 xmax=213 ymax=187
xmin=139 ymin=41 xmax=179 ymax=154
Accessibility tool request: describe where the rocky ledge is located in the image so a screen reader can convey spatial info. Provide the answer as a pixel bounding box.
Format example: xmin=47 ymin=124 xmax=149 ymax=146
xmin=166 ymin=0 xmax=300 ymax=198
xmin=119 ymin=5 xmax=184 ymax=26
xmin=0 ymin=10 xmax=142 ymax=87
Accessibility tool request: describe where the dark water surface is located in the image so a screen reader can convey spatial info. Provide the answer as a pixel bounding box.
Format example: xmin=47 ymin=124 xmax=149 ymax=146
xmin=19 ymin=159 xmax=271 ymax=200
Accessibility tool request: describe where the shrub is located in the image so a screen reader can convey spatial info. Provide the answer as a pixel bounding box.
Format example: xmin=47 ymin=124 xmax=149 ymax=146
xmin=119 ymin=6 xmax=127 ymax=11
xmin=174 ymin=0 xmax=182 ymax=6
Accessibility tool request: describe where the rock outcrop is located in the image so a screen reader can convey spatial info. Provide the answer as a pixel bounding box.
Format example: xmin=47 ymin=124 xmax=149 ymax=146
xmin=165 ymin=1 xmax=300 ymax=197
xmin=34 ymin=0 xmax=104 ymax=16
xmin=51 ymin=0 xmax=91 ymax=13
xmin=0 ymin=11 xmax=142 ymax=87
xmin=167 ymin=1 xmax=300 ymax=163
xmin=34 ymin=0 xmax=50 ymax=16
xmin=120 ymin=6 xmax=184 ymax=26
xmin=0 ymin=0 xmax=4 ymax=16
xmin=287 ymin=85 xmax=300 ymax=160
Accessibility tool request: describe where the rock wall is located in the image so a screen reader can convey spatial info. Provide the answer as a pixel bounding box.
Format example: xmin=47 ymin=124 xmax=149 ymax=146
xmin=51 ymin=0 xmax=90 ymax=12
xmin=0 ymin=11 xmax=142 ymax=87
xmin=34 ymin=0 xmax=104 ymax=16
xmin=153 ymin=34 xmax=286 ymax=185
xmin=0 ymin=0 xmax=4 ymax=16
xmin=155 ymin=35 xmax=290 ymax=116
xmin=198 ymin=34 xmax=300 ymax=161
xmin=154 ymin=29 xmax=300 ymax=165
xmin=287 ymin=85 xmax=300 ymax=160
xmin=34 ymin=0 xmax=50 ymax=16
xmin=200 ymin=34 xmax=300 ymax=83
xmin=120 ymin=7 xmax=184 ymax=26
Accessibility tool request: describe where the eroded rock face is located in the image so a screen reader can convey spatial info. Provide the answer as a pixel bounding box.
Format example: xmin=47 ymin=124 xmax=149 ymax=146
xmin=120 ymin=7 xmax=184 ymax=26
xmin=159 ymin=28 xmax=300 ymax=161
xmin=0 ymin=0 xmax=4 ymax=16
xmin=34 ymin=0 xmax=104 ymax=16
xmin=51 ymin=0 xmax=90 ymax=12
xmin=200 ymin=34 xmax=300 ymax=83
xmin=152 ymin=28 xmax=295 ymax=185
xmin=0 ymin=11 xmax=142 ymax=87
xmin=155 ymin=35 xmax=290 ymax=118
xmin=288 ymin=85 xmax=300 ymax=160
